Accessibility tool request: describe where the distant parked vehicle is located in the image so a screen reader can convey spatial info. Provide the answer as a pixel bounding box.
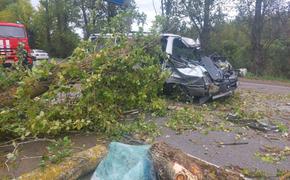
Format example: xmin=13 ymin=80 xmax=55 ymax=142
xmin=31 ymin=49 xmax=49 ymax=60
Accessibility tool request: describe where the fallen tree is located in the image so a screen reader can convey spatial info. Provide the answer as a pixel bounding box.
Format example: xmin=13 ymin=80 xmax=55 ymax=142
xmin=0 ymin=37 xmax=160 ymax=109
xmin=0 ymin=35 xmax=167 ymax=139
xmin=17 ymin=144 xmax=108 ymax=180
xmin=150 ymin=142 xmax=245 ymax=180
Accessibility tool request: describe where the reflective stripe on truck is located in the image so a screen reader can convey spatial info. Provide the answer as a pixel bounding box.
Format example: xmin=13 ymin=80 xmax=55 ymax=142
xmin=0 ymin=40 xmax=3 ymax=48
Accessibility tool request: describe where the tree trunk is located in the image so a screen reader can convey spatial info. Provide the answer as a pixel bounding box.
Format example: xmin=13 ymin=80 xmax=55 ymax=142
xmin=107 ymin=2 xmax=117 ymax=23
xmin=18 ymin=144 xmax=107 ymax=180
xmin=161 ymin=0 xmax=164 ymax=17
xmin=44 ymin=0 xmax=51 ymax=50
xmin=251 ymin=0 xmax=263 ymax=75
xmin=80 ymin=0 xmax=90 ymax=39
xmin=150 ymin=142 xmax=245 ymax=180
xmin=164 ymin=0 xmax=172 ymax=32
xmin=200 ymin=0 xmax=212 ymax=54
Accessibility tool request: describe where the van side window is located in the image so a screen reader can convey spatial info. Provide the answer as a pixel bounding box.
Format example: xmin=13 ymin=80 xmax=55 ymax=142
xmin=161 ymin=37 xmax=167 ymax=52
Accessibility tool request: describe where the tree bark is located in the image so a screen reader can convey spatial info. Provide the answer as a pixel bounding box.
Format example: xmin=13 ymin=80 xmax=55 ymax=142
xmin=17 ymin=144 xmax=108 ymax=180
xmin=164 ymin=0 xmax=173 ymax=32
xmin=80 ymin=0 xmax=90 ymax=39
xmin=107 ymin=2 xmax=117 ymax=23
xmin=0 ymin=65 xmax=58 ymax=108
xmin=150 ymin=142 xmax=245 ymax=180
xmin=251 ymin=0 xmax=264 ymax=75
xmin=161 ymin=0 xmax=164 ymax=17
xmin=0 ymin=80 xmax=51 ymax=108
xmin=0 ymin=56 xmax=93 ymax=108
xmin=43 ymin=0 xmax=51 ymax=50
xmin=200 ymin=0 xmax=212 ymax=54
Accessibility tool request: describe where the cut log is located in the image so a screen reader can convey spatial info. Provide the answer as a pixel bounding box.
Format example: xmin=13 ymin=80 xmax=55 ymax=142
xmin=150 ymin=142 xmax=245 ymax=180
xmin=17 ymin=144 xmax=107 ymax=180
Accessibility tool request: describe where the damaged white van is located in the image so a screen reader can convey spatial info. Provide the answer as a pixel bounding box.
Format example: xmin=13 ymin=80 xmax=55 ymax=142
xmin=161 ymin=34 xmax=238 ymax=103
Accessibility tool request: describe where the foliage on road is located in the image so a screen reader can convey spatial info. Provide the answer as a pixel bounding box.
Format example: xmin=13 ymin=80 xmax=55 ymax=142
xmin=164 ymin=89 xmax=290 ymax=136
xmin=40 ymin=136 xmax=73 ymax=167
xmin=166 ymin=107 xmax=204 ymax=133
xmin=0 ymin=35 xmax=167 ymax=139
xmin=255 ymin=146 xmax=290 ymax=164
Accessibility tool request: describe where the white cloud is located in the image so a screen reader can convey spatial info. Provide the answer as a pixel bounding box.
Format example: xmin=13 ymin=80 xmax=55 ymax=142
xmin=31 ymin=0 xmax=39 ymax=7
xmin=133 ymin=0 xmax=161 ymax=31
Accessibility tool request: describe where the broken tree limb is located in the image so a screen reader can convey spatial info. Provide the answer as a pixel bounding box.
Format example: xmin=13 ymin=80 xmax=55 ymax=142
xmin=0 ymin=56 xmax=93 ymax=108
xmin=218 ymin=142 xmax=249 ymax=146
xmin=17 ymin=144 xmax=107 ymax=180
xmin=0 ymin=78 xmax=55 ymax=108
xmin=0 ymin=85 xmax=18 ymax=108
xmin=150 ymin=142 xmax=245 ymax=180
xmin=0 ymin=68 xmax=56 ymax=108
xmin=280 ymin=172 xmax=290 ymax=180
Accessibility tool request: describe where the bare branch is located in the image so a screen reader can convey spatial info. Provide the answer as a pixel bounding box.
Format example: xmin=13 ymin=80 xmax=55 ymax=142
xmin=0 ymin=138 xmax=55 ymax=149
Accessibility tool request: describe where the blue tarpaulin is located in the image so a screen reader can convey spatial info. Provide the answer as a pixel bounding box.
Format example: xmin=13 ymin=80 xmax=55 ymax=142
xmin=107 ymin=0 xmax=125 ymax=5
xmin=91 ymin=142 xmax=156 ymax=180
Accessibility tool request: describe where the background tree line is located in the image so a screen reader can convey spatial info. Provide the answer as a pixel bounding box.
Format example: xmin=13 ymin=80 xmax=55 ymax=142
xmin=160 ymin=0 xmax=290 ymax=78
xmin=0 ymin=0 xmax=143 ymax=58
xmin=0 ymin=0 xmax=289 ymax=79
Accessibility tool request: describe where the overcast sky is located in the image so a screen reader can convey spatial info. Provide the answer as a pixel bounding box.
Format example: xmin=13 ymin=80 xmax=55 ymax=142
xmin=30 ymin=0 xmax=161 ymax=31
xmin=135 ymin=0 xmax=161 ymax=30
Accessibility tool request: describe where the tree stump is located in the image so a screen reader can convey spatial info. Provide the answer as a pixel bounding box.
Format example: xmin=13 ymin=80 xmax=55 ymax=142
xmin=150 ymin=142 xmax=245 ymax=180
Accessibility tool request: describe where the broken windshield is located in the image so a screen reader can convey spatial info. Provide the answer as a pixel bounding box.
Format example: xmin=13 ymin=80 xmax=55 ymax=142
xmin=0 ymin=26 xmax=26 ymax=38
xmin=172 ymin=38 xmax=200 ymax=61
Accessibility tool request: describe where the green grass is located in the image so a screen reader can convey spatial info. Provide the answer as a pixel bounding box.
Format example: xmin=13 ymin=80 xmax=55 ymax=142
xmin=240 ymin=168 xmax=267 ymax=178
xmin=272 ymin=121 xmax=289 ymax=133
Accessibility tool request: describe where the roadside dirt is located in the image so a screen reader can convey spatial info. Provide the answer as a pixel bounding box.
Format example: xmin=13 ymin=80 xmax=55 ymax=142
xmin=0 ymin=133 xmax=107 ymax=178
xmin=240 ymin=78 xmax=290 ymax=87
xmin=239 ymin=78 xmax=290 ymax=94
xmin=0 ymin=79 xmax=289 ymax=179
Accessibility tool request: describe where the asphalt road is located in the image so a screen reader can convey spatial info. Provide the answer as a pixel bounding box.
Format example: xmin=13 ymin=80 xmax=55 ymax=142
xmin=157 ymin=79 xmax=290 ymax=178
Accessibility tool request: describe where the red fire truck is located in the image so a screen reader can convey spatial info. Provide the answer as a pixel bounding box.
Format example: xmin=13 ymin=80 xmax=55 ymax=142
xmin=0 ymin=22 xmax=33 ymax=67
